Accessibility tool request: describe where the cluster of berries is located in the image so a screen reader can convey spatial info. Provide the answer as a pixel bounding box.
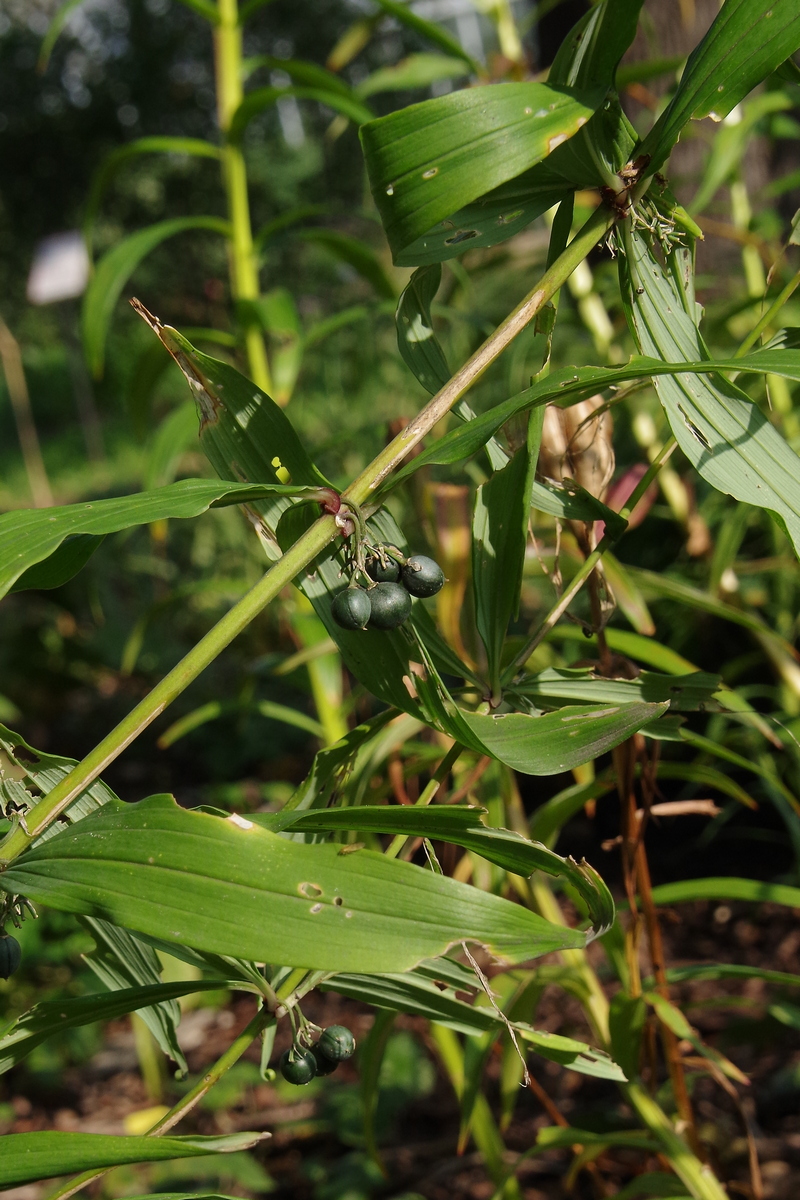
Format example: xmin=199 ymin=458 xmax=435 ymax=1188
xmin=331 ymin=551 xmax=445 ymax=632
xmin=279 ymin=1024 xmax=356 ymax=1085
xmin=0 ymin=934 xmax=21 ymax=979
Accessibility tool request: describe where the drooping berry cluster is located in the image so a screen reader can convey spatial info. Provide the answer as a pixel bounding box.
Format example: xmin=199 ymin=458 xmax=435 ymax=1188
xmin=331 ymin=548 xmax=445 ymax=633
xmin=279 ymin=1024 xmax=356 ymax=1085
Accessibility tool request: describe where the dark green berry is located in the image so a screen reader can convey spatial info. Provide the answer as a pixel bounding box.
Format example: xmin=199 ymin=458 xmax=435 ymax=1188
xmin=365 ymin=555 xmax=400 ymax=584
xmin=331 ymin=587 xmax=371 ymax=630
xmin=311 ymin=1046 xmax=340 ymax=1076
xmin=279 ymin=1047 xmax=318 ymax=1085
xmin=367 ymin=582 xmax=412 ymax=630
xmin=0 ymin=935 xmax=21 ymax=980
xmin=318 ymin=1024 xmax=356 ymax=1062
xmin=401 ymin=555 xmax=445 ymax=598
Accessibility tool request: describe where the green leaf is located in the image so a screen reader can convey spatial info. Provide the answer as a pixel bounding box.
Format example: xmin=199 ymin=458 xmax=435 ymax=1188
xmin=82 ymin=218 xmax=230 ymax=376
xmin=1 ymin=794 xmax=588 ymax=973
xmin=81 ymin=915 xmax=189 ymax=1073
xmin=647 ymin=877 xmax=800 ymax=910
xmin=0 ymin=1131 xmax=266 ymax=1189
xmin=458 ymin=702 xmax=668 ymax=777
xmin=613 ymin=1173 xmax=692 ymax=1200
xmin=638 ymin=0 xmax=800 ymax=172
xmin=258 ymin=803 xmax=614 ymax=937
xmin=83 ymin=138 xmax=222 ymax=248
xmin=144 ymin=321 xmax=331 ymax=543
xmin=689 ymin=92 xmax=792 ymax=214
xmin=619 ymin=224 xmax=800 ymax=559
xmin=360 ymin=82 xmax=601 ymax=263
xmin=473 ymin=422 xmax=540 ymax=692
xmin=514 ymin=667 xmax=722 ymax=712
xmin=380 ymin=348 xmax=800 ymax=493
xmin=548 ymin=0 xmax=645 ymax=89
xmin=0 ymin=979 xmax=227 ymax=1076
xmin=242 ymin=55 xmax=354 ymax=94
xmin=324 ymin=972 xmax=622 ymax=1077
xmin=356 ymin=53 xmax=471 ymax=99
xmin=665 ymin=963 xmax=800 ymax=989
xmin=228 ymin=86 xmax=374 ymax=143
xmin=609 ymin=991 xmax=647 ymax=1082
xmin=238 ymin=288 xmax=303 ymax=404
xmin=144 ymin=402 xmax=199 ymax=490
xmin=394 ymin=266 xmax=507 ymax=469
xmin=536 ymin=1126 xmax=660 ymax=1152
xmin=9 ymin=534 xmax=104 ymax=595
xmin=0 ymin=723 xmax=116 ymax=833
xmin=367 ymin=0 xmax=480 ymax=73
xmin=37 ymin=0 xmax=89 ymax=70
xmin=0 ymin=479 xmax=321 ymax=602
xmin=297 ymin=229 xmax=395 ymax=299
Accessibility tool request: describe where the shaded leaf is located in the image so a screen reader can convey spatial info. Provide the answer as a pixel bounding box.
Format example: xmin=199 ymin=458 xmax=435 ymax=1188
xmin=82 ymin=218 xmax=230 ymax=376
xmin=356 ymin=53 xmax=470 ymax=99
xmin=298 ymin=228 xmax=395 ymax=299
xmin=368 ymin=0 xmax=480 ymax=72
xmin=647 ymin=877 xmax=800 ymax=909
xmin=0 ymin=1132 xmax=267 ymax=1189
xmin=0 ymin=479 xmax=322 ymax=601
xmin=229 ymin=86 xmax=374 ymax=143
xmin=1 ymin=794 xmax=588 ymax=974
xmin=515 ymin=667 xmax=721 ymax=712
xmin=0 ymin=979 xmax=227 ymax=1076
xmin=622 ymin=225 xmax=800 ymax=557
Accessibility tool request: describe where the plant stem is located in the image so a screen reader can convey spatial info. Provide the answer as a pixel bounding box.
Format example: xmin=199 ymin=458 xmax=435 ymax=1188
xmin=0 ymin=203 xmax=615 ymax=865
xmin=384 ymin=741 xmax=463 ymax=858
xmin=344 ymin=201 xmax=614 ymax=504
xmin=529 ymin=878 xmax=729 ymax=1200
xmin=501 ymin=436 xmax=677 ymax=683
xmin=0 ymin=513 xmax=338 ymax=864
xmin=734 ymin=263 xmax=800 ymax=359
xmin=46 ymin=1002 xmax=275 ymax=1200
xmin=214 ymin=0 xmax=272 ymax=393
xmin=0 ymin=315 xmax=53 ymax=508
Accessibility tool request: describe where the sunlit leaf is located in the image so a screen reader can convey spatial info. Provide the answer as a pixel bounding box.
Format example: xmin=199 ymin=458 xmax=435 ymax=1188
xmin=360 ymin=82 xmax=601 ymax=263
xmin=639 ymin=0 xmax=800 ymax=172
xmin=1 ymin=795 xmax=588 ymax=973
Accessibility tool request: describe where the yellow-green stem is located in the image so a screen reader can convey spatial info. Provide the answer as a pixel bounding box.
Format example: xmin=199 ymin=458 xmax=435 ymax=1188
xmin=214 ymin=0 xmax=272 ymax=393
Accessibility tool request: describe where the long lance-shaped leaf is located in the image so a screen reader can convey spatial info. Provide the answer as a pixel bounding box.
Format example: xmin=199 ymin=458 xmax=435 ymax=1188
xmin=0 ymin=723 xmax=117 ymax=830
xmin=473 ymin=423 xmax=540 ymax=693
xmin=256 ymin=803 xmax=614 ymax=937
xmin=379 ymin=348 xmax=800 ymax=492
xmin=619 ymin=224 xmax=800 ymax=560
xmin=356 ymin=53 xmax=471 ymax=99
xmin=368 ymin=0 xmax=480 ymax=73
xmin=638 ymin=0 xmax=800 ymax=173
xmin=134 ymin=309 xmax=332 ymax=544
xmin=360 ymin=82 xmax=601 ymax=263
xmin=1 ymin=794 xmax=588 ymax=973
xmin=514 ymin=667 xmax=721 ymax=712
xmin=647 ymin=877 xmax=800 ymax=910
xmin=228 ymin=86 xmax=374 ymax=142
xmin=83 ymin=137 xmax=223 ymax=249
xmin=0 ymin=979 xmax=229 ymax=1076
xmin=321 ymin=973 xmax=623 ymax=1078
xmin=81 ymin=217 xmax=230 ymax=376
xmin=0 ymin=479 xmax=331 ymax=601
xmin=410 ymin=636 xmax=668 ymax=782
xmin=0 ymin=1131 xmax=267 ymax=1189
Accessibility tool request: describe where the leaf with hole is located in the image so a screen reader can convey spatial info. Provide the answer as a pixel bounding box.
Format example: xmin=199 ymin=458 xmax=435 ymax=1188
xmin=1 ymin=794 xmax=589 ymax=973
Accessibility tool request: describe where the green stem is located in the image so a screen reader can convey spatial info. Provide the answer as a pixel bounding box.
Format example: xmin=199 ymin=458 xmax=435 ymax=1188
xmin=384 ymin=741 xmax=463 ymax=858
xmin=0 ymin=203 xmax=615 ymax=866
xmin=46 ymin=1003 xmax=275 ymax=1200
xmin=344 ymin=202 xmax=614 ymax=505
xmin=528 ymin=878 xmax=728 ymax=1200
xmin=214 ymin=0 xmax=272 ymax=393
xmin=0 ymin=513 xmax=338 ymax=864
xmin=501 ymin=436 xmax=677 ymax=684
xmin=734 ymin=264 xmax=800 ymax=359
